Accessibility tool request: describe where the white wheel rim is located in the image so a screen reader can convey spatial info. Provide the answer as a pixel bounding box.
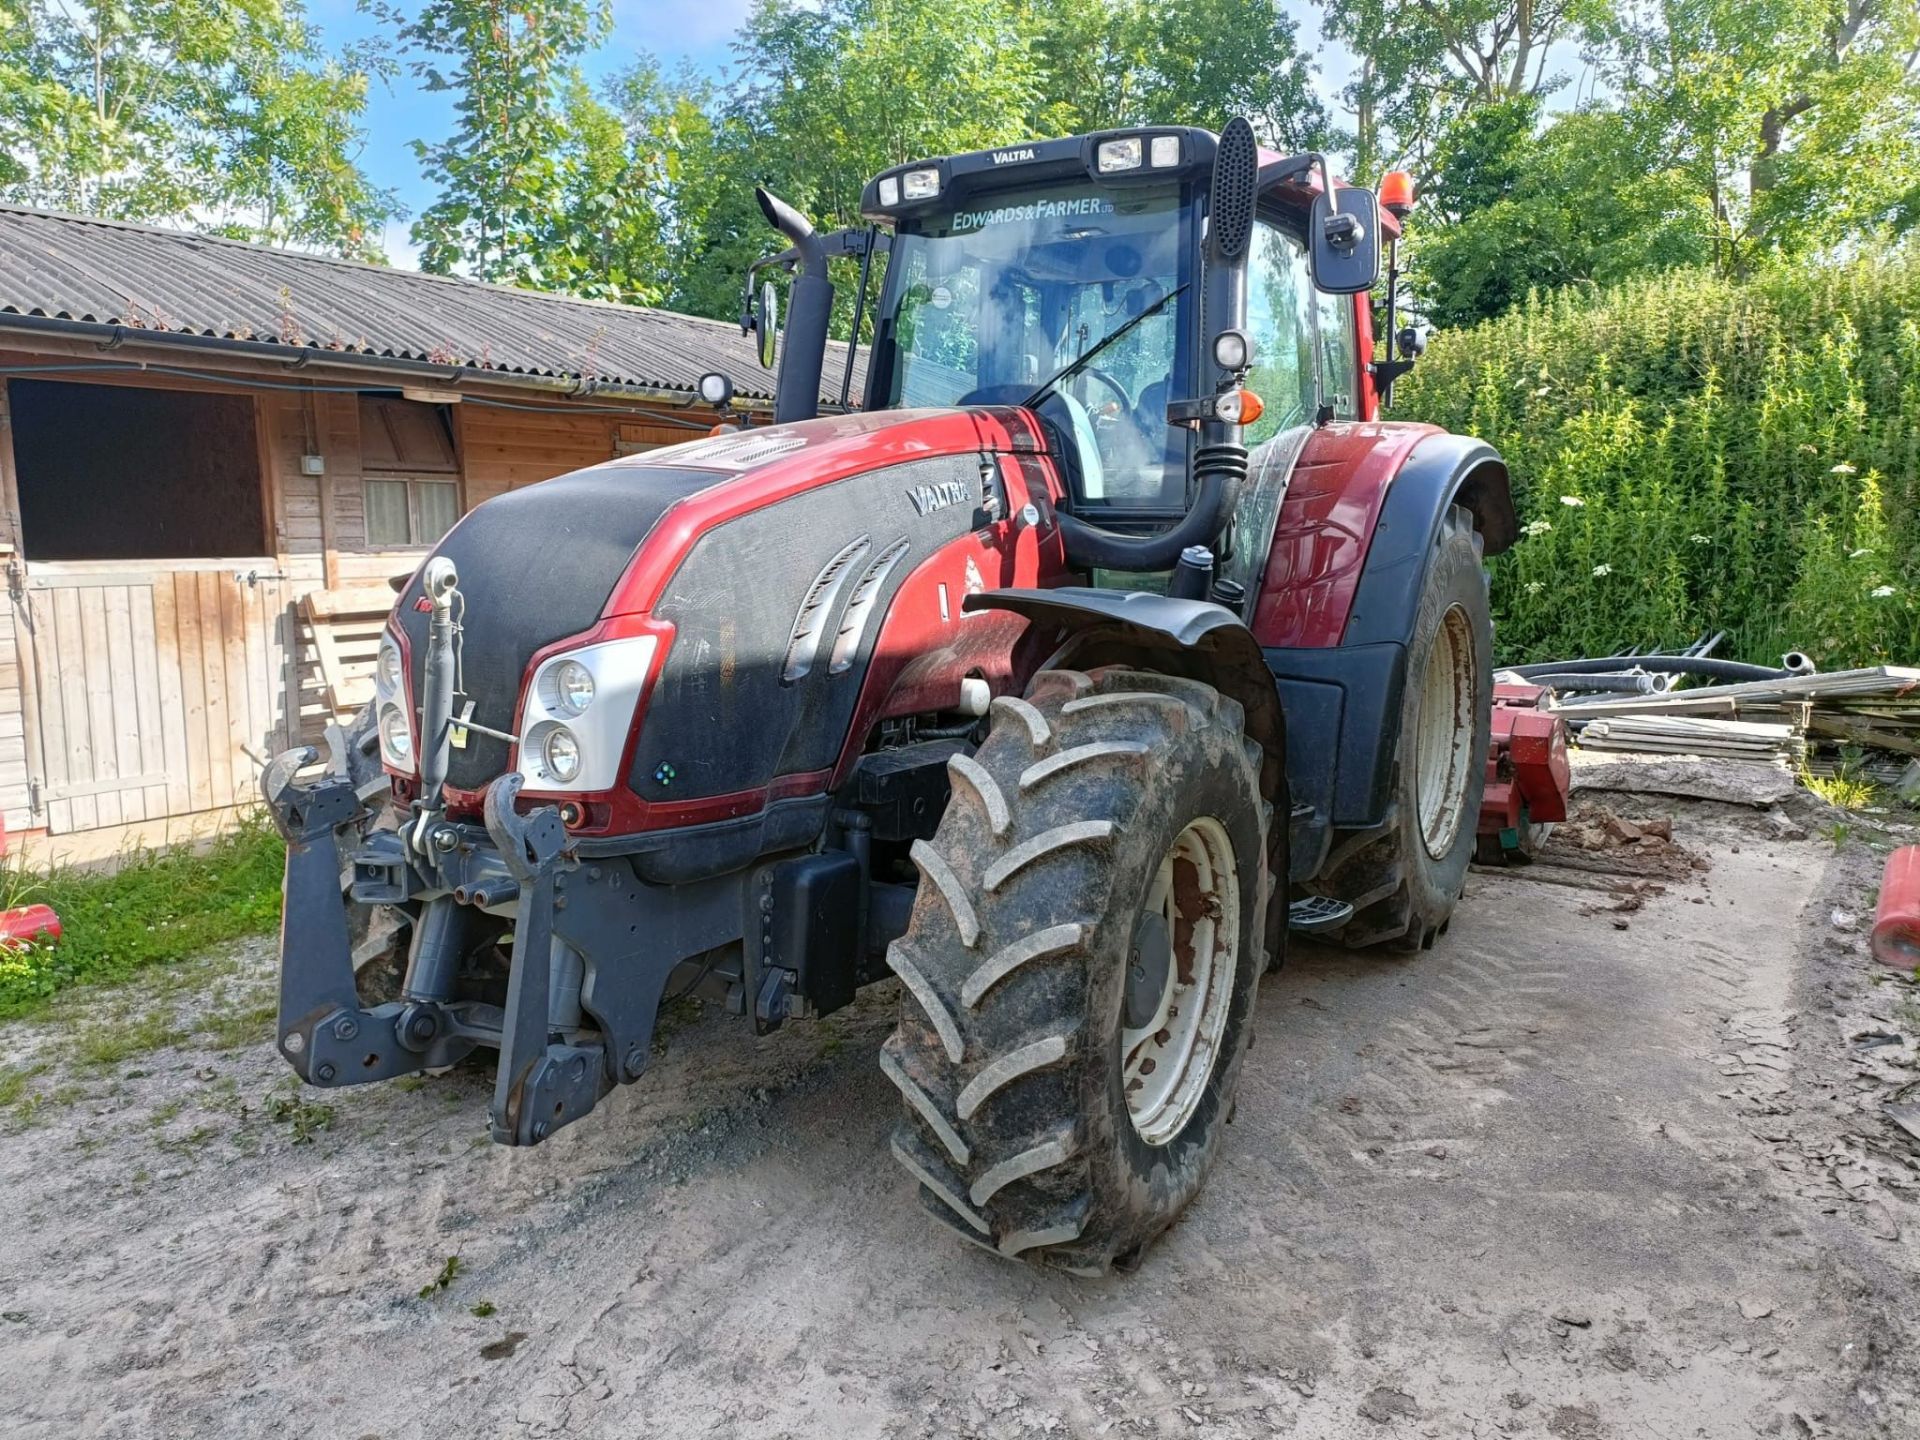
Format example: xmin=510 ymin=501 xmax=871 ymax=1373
xmin=1122 ymin=817 xmax=1239 ymax=1146
xmin=1414 ymin=605 xmax=1475 ymax=860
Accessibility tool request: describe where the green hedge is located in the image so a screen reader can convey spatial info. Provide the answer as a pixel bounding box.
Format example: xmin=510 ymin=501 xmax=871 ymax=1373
xmin=1394 ymin=251 xmax=1920 ymax=668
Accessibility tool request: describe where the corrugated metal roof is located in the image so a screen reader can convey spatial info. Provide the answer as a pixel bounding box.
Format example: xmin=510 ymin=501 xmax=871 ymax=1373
xmin=0 ymin=205 xmax=863 ymax=404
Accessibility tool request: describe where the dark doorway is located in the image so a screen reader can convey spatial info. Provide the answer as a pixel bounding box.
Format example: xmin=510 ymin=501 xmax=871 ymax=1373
xmin=9 ymin=379 xmax=267 ymax=561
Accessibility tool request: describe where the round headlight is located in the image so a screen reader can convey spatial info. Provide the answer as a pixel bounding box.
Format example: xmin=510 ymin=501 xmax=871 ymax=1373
xmin=543 ymin=725 xmax=581 ymax=784
xmin=552 ymin=659 xmax=595 ymax=716
xmin=377 ymin=635 xmax=403 ymax=695
xmin=378 ymin=704 xmax=412 ymax=764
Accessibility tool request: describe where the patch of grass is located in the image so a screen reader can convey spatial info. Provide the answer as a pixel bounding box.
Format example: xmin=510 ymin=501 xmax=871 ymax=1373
xmin=0 ymin=816 xmax=284 ymax=1021
xmin=418 ymin=1254 xmax=463 ymax=1299
xmin=1807 ymin=773 xmax=1878 ymax=811
xmin=470 ymin=1300 xmax=496 ymax=1318
xmin=0 ymin=1061 xmax=49 ymax=1109
xmin=265 ymin=1085 xmax=335 ymax=1144
xmin=72 ymin=1007 xmax=180 ymax=1068
xmin=195 ymin=994 xmax=278 ymax=1052
xmin=155 ymin=1123 xmax=219 ymax=1155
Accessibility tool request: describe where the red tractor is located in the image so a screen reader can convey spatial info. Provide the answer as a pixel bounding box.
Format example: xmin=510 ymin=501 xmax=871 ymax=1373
xmin=267 ymin=119 xmax=1522 ymax=1273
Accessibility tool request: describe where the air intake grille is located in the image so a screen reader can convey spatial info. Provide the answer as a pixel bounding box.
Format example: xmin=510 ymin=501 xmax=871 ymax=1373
xmin=1210 ymin=117 xmax=1258 ymax=262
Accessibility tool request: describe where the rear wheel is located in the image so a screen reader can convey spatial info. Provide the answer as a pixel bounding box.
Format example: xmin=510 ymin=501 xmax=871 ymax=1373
xmin=1315 ymin=504 xmax=1491 ymax=950
xmin=881 ymin=667 xmax=1274 ymax=1272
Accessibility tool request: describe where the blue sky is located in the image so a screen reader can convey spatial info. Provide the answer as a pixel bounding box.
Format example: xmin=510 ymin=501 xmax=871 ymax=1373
xmin=304 ymin=1 xmax=1590 ymax=269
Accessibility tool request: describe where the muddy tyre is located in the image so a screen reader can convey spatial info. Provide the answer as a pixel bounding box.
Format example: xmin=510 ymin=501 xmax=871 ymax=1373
xmin=882 ymin=667 xmax=1273 ymax=1272
xmin=1316 ymin=504 xmax=1491 ymax=950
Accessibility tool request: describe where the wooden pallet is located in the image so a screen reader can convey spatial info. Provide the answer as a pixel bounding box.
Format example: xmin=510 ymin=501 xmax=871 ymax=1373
xmin=299 ymin=584 xmax=395 ymax=722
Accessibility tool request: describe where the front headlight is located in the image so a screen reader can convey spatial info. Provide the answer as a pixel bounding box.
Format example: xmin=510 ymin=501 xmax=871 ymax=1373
xmin=516 ymin=634 xmax=658 ymax=793
xmin=550 ymin=659 xmax=595 ymax=716
xmin=376 ymin=634 xmax=403 ymax=696
xmin=378 ymin=702 xmax=413 ymax=769
xmin=542 ymin=725 xmax=581 ymax=784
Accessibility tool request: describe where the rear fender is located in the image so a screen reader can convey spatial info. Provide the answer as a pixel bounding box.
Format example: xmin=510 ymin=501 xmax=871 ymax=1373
xmin=1264 ymin=433 xmax=1513 ymax=856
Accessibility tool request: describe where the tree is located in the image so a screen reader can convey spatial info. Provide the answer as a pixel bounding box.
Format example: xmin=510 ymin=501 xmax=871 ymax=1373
xmin=377 ymin=0 xmax=613 ymax=285
xmin=1599 ymin=0 xmax=1920 ymax=272
xmin=1410 ymin=96 xmax=1714 ymax=325
xmin=1321 ymin=0 xmax=1609 ymax=179
xmin=0 ymin=0 xmax=397 ymax=257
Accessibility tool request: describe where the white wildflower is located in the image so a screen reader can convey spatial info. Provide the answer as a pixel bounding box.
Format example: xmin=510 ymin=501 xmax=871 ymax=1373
xmin=1532 ymin=385 xmax=1552 ymax=397
xmin=1690 ymin=533 xmax=1711 ymax=545
xmin=1592 ymin=563 xmax=1613 ymax=577
xmin=1849 ymin=548 xmax=1873 ymax=559
xmin=1559 ymin=495 xmax=1586 ymax=507
xmin=1871 ymin=585 xmax=1896 ymax=598
xmin=1524 ymin=580 xmax=1545 ymax=595
xmin=1521 ymin=518 xmax=1553 ymax=537
xmin=1830 ymin=462 xmax=1857 ymax=475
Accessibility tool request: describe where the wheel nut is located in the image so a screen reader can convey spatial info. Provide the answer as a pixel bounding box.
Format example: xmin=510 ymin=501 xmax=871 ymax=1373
xmin=333 ymin=1016 xmax=359 ymax=1041
xmin=316 ymin=1063 xmax=337 ymax=1083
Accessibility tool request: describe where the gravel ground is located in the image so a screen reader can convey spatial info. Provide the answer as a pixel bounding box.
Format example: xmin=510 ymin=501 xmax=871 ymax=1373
xmin=0 ymin=791 xmax=1915 ymax=1439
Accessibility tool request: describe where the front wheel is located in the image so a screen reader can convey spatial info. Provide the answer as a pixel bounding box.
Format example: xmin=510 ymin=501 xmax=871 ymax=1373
xmin=882 ymin=667 xmax=1275 ymax=1273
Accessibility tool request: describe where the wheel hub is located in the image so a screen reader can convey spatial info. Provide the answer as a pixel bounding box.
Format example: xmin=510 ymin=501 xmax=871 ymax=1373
xmin=1121 ymin=818 xmax=1240 ymax=1146
xmin=1414 ymin=604 xmax=1476 ymax=860
xmin=1125 ymin=914 xmax=1173 ymax=1031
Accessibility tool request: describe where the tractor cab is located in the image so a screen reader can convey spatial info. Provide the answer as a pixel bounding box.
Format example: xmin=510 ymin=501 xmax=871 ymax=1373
xmin=740 ymin=122 xmax=1397 ymax=583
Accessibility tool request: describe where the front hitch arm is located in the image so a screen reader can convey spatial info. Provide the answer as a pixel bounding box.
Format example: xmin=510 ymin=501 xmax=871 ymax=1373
xmin=265 ymin=747 xmax=477 ymax=1087
xmin=485 ymin=773 xmax=606 ymax=1145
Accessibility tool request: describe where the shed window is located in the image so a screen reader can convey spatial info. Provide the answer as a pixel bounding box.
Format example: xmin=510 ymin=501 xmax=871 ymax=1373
xmin=7 ymin=379 xmax=267 ymax=561
xmin=366 ymin=478 xmax=459 ymax=547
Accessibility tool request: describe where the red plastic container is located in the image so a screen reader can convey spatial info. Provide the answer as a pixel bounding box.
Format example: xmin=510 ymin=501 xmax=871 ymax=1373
xmin=0 ymin=903 xmax=59 ymax=949
xmin=1873 ymin=845 xmax=1920 ymax=970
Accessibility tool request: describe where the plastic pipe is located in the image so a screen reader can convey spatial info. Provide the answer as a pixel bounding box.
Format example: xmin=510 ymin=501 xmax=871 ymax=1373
xmin=1872 ymin=845 xmax=1920 ymax=970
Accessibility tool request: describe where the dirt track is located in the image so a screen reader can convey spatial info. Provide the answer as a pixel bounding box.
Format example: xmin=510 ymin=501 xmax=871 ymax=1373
xmin=1 ymin=792 xmax=1916 ymax=1439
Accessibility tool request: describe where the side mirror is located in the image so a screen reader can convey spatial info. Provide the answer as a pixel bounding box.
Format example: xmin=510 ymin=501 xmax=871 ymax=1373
xmin=1309 ymin=186 xmax=1381 ymax=294
xmin=754 ymin=279 xmax=779 ymax=370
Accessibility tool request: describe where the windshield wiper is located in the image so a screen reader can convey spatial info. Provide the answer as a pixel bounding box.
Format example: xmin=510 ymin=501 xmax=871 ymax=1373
xmin=1020 ymin=282 xmax=1190 ymax=410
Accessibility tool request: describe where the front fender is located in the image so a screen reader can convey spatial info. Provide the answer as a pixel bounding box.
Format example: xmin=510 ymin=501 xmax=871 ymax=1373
xmin=962 ymin=587 xmax=1283 ymax=801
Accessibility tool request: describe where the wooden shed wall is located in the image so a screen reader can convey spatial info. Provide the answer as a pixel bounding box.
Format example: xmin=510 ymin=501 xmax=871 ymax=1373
xmin=0 ymin=358 xmax=705 ymax=839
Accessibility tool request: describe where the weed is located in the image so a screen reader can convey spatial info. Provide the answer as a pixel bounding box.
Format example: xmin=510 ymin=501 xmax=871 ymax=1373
xmin=195 ymin=994 xmax=277 ymax=1052
xmin=392 ymin=1075 xmax=428 ymax=1093
xmin=155 ymin=1124 xmax=219 ymax=1155
xmin=265 ymin=1087 xmax=335 ymax=1144
xmin=72 ymin=1008 xmax=179 ymax=1068
xmin=1808 ymin=774 xmax=1877 ymax=812
xmin=1823 ymin=821 xmax=1853 ymax=849
xmin=470 ymin=1301 xmax=496 ymax=1318
xmin=0 ymin=1061 xmax=49 ymax=1109
xmin=419 ymin=1255 xmax=463 ymax=1299
xmin=149 ymin=1098 xmax=185 ymax=1127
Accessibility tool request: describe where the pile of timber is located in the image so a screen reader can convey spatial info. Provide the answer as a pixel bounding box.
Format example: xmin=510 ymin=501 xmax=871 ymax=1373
xmin=1550 ymin=667 xmax=1920 ymax=768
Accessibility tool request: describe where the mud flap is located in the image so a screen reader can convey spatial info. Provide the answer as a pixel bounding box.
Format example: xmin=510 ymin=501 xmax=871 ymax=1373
xmin=485 ymin=774 xmax=609 ymax=1145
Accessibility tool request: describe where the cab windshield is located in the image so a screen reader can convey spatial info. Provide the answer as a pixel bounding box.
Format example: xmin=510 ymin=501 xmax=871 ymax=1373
xmin=875 ymin=180 xmax=1195 ymax=509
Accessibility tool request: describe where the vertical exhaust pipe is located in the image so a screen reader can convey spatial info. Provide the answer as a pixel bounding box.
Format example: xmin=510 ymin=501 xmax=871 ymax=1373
xmin=755 ymin=187 xmax=834 ymax=424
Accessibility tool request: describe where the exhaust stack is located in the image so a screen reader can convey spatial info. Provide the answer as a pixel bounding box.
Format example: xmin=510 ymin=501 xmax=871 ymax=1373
xmin=755 ymin=187 xmax=834 ymax=424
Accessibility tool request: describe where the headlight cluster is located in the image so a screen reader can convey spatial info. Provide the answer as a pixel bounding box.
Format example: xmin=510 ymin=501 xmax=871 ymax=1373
xmin=515 ymin=635 xmax=658 ymax=794
xmin=1097 ymin=132 xmax=1183 ymax=173
xmin=374 ymin=632 xmax=414 ymax=773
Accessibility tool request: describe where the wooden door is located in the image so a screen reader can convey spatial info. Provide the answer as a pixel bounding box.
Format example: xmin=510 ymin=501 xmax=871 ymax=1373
xmin=18 ymin=562 xmax=294 ymax=833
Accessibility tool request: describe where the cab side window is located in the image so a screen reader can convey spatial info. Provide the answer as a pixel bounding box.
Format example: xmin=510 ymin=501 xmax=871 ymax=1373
xmin=1315 ymin=289 xmax=1359 ymax=419
xmin=1242 ymin=220 xmax=1318 ymax=446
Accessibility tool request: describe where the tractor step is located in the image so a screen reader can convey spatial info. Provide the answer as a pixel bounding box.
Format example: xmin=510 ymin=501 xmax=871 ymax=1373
xmin=1287 ymin=896 xmax=1354 ymax=933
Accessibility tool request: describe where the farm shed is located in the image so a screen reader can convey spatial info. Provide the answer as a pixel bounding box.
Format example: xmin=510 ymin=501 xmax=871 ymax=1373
xmin=0 ymin=205 xmax=818 ymax=842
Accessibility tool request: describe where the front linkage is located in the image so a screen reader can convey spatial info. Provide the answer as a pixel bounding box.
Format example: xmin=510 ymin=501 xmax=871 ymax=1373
xmin=264 ymin=749 xmax=692 ymax=1145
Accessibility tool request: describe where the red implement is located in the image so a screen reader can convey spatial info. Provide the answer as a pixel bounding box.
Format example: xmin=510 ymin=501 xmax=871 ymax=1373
xmin=1477 ymin=682 xmax=1571 ymax=864
xmin=1872 ymin=845 xmax=1920 ymax=970
xmin=0 ymin=903 xmax=60 ymax=949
